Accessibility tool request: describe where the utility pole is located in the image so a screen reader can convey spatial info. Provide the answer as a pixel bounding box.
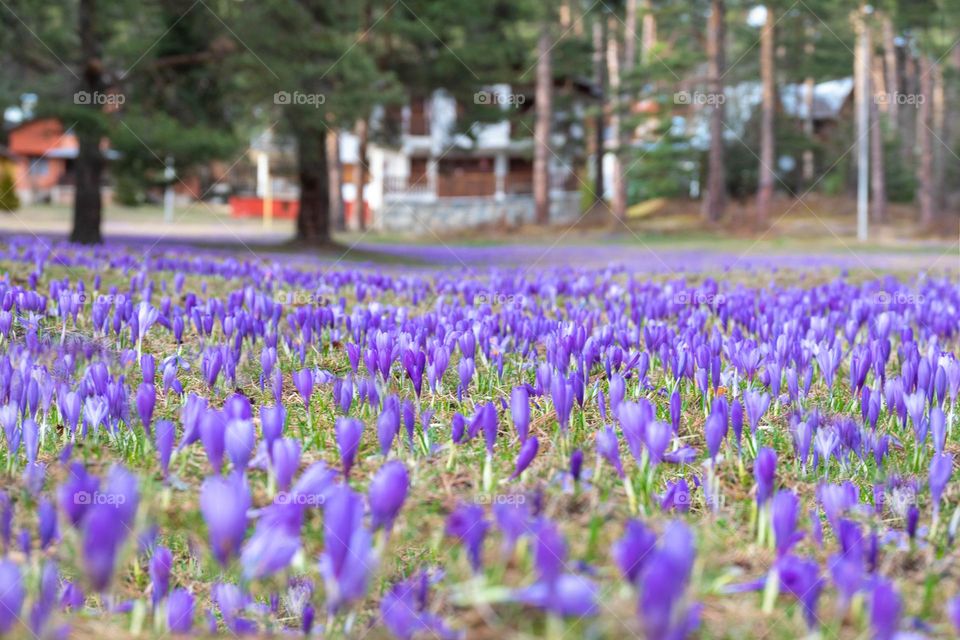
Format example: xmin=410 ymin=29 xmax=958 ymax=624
xmin=855 ymin=6 xmax=870 ymax=242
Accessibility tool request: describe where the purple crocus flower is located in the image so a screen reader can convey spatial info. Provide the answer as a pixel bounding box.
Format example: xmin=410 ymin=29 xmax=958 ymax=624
xmin=368 ymin=460 xmax=409 ymax=532
xmin=611 ymin=519 xmax=657 ymax=585
xmin=597 ymin=425 xmax=625 ymax=478
xmin=930 ymin=452 xmax=953 ymax=518
xmin=493 ymin=498 xmax=531 ymax=556
xmin=240 ymin=501 xmax=303 ymax=580
xmin=0 ymin=560 xmax=24 ymax=634
xmin=772 ymin=490 xmax=803 ymax=557
xmin=155 ymin=420 xmax=175 ymax=477
xmin=28 ymin=560 xmax=57 ymax=637
xmin=705 ymin=408 xmax=727 ymax=461
xmin=213 ymin=582 xmax=256 ymax=634
xmin=200 ymin=472 xmax=251 ymax=566
xmin=38 ymin=499 xmax=58 ymax=549
xmin=644 ymin=421 xmax=671 ymax=466
xmin=292 ymin=369 xmax=314 ymax=409
xmin=225 ymin=419 xmax=256 ymax=471
xmin=445 ymin=503 xmax=489 ymax=574
xmin=149 ymin=546 xmax=173 ymax=606
xmin=638 ymin=521 xmax=699 ymax=639
xmin=514 ymin=520 xmax=599 ymax=618
xmin=569 ymin=449 xmax=583 ymax=483
xmin=778 ymin=554 xmax=823 ymax=629
xmin=271 ymin=438 xmax=302 ymax=492
xmin=870 ymin=579 xmax=901 ymax=640
xmin=58 ymin=463 xmax=99 ymax=527
xmin=743 ymin=389 xmax=770 ymax=435
xmin=318 ymin=485 xmax=373 ymax=611
xmin=135 ymin=382 xmax=155 ymax=435
xmin=81 ymin=466 xmax=139 ymax=592
xmin=335 ymin=418 xmax=364 ymax=478
xmin=511 ymin=386 xmax=530 ymax=443
xmin=661 ymin=478 xmax=692 ymax=512
xmin=168 ymin=588 xmax=195 ymax=633
xmin=754 ymin=447 xmax=777 ymax=504
xmin=510 ymin=437 xmax=539 ymax=480
xmin=377 ymin=403 xmax=400 ymax=457
xmin=0 ymin=404 xmax=19 ymax=456
xmin=381 ymin=572 xmax=460 ymax=640
xmin=259 ymin=405 xmax=285 ymax=452
xmin=481 ymin=402 xmax=498 ymax=455
xmin=948 ymin=595 xmax=960 ymax=635
xmin=199 ymin=410 xmax=226 ymax=474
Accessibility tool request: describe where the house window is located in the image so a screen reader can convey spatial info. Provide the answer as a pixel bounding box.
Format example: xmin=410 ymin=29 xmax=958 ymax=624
xmin=409 ymin=98 xmax=429 ymax=136
xmin=28 ymin=158 xmax=49 ymax=177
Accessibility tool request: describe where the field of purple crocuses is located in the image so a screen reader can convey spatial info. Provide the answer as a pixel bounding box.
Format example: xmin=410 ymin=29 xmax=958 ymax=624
xmin=0 ymin=236 xmax=957 ymax=638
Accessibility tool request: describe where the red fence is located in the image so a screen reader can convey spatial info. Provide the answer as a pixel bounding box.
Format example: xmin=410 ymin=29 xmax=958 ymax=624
xmin=229 ymin=196 xmax=371 ymax=225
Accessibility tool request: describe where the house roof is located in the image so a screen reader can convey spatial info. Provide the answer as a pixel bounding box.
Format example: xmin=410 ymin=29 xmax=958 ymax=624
xmin=779 ymin=77 xmax=855 ymax=120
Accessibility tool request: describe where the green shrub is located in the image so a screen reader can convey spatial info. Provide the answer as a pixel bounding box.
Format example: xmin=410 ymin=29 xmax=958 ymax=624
xmin=0 ymin=164 xmax=20 ymax=212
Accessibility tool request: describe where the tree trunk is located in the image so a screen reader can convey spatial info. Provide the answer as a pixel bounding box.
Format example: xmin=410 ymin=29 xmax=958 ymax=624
xmin=624 ymin=0 xmax=638 ymax=74
xmin=296 ymin=128 xmax=330 ymax=244
xmin=802 ymin=20 xmax=815 ymax=185
xmin=870 ymin=54 xmax=887 ymax=222
xmin=640 ymin=0 xmax=657 ymax=66
xmin=881 ymin=15 xmax=898 ymax=125
xmin=328 ymin=128 xmax=345 ymax=232
xmin=592 ymin=19 xmax=605 ymax=207
xmin=916 ymin=54 xmax=936 ymax=226
xmin=70 ymin=0 xmax=105 ymax=245
xmin=900 ymin=52 xmax=917 ymax=165
xmin=756 ymin=5 xmax=775 ymax=223
xmin=702 ymin=0 xmax=726 ymax=222
xmin=352 ymin=118 xmax=368 ymax=232
xmin=534 ymin=26 xmax=552 ymax=225
xmin=932 ymin=59 xmax=945 ymax=212
xmin=607 ymin=15 xmax=626 ymax=222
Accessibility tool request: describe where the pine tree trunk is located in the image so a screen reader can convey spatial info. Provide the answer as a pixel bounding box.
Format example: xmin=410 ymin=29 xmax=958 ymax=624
xmin=296 ymin=128 xmax=331 ymax=244
xmin=881 ymin=15 xmax=898 ymax=126
xmin=932 ymin=60 xmax=945 ymax=212
xmin=870 ymin=53 xmax=887 ymax=222
xmin=900 ymin=53 xmax=917 ymax=165
xmin=607 ymin=16 xmax=625 ymax=222
xmin=624 ymin=0 xmax=638 ymax=72
xmin=641 ymin=0 xmax=656 ymax=66
xmin=756 ymin=5 xmax=775 ymax=223
xmin=592 ymin=20 xmax=606 ymax=206
xmin=702 ymin=0 xmax=726 ymax=222
xmin=352 ymin=118 xmax=368 ymax=232
xmin=70 ymin=0 xmax=104 ymax=245
xmin=328 ymin=129 xmax=345 ymax=232
xmin=916 ymin=54 xmax=936 ymax=226
xmin=802 ymin=20 xmax=815 ymax=185
xmin=534 ymin=26 xmax=552 ymax=225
